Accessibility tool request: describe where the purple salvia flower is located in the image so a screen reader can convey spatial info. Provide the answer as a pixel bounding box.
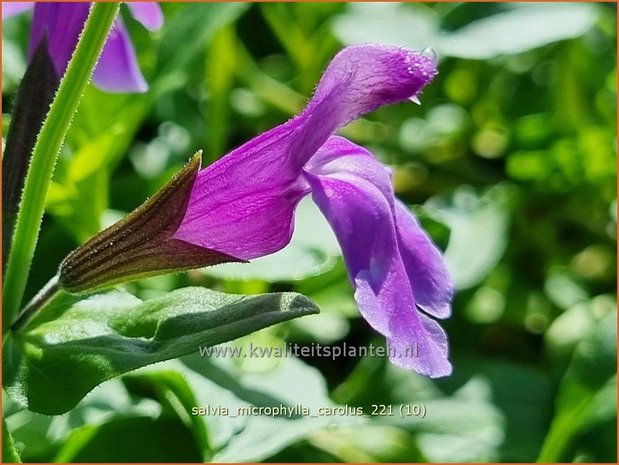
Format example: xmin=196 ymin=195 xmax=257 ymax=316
xmin=304 ymin=136 xmax=452 ymax=376
xmin=173 ymin=45 xmax=438 ymax=258
xmin=172 ymin=44 xmax=452 ymax=377
xmin=59 ymin=44 xmax=453 ymax=377
xmin=2 ymin=2 xmax=163 ymax=93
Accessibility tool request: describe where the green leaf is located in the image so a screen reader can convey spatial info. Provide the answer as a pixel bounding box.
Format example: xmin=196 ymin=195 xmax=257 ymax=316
xmin=426 ymin=185 xmax=512 ymax=289
xmin=443 ymin=356 xmax=555 ymax=461
xmin=3 ymin=379 xmax=161 ymax=462
xmin=54 ymin=416 xmax=201 ymax=462
xmin=142 ymin=355 xmax=360 ymax=462
xmin=376 ymin=378 xmax=504 ymax=462
xmin=538 ymin=310 xmax=617 ymax=462
xmin=439 ymin=3 xmax=599 ymax=60
xmin=333 ymin=3 xmax=439 ymax=52
xmin=47 ymin=129 xmax=129 ymax=242
xmin=122 ymin=370 xmax=210 ymax=456
xmin=3 ymin=287 xmax=318 ymax=415
xmin=309 ymin=424 xmax=425 ymax=462
xmin=155 ymin=2 xmax=250 ymax=95
xmin=333 ymin=356 xmax=505 ymax=462
xmin=2 ymin=416 xmax=21 ymax=463
xmin=333 ymin=3 xmax=599 ymax=60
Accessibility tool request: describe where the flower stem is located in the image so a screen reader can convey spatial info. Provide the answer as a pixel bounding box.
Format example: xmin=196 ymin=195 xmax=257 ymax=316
xmin=2 ymin=2 xmax=121 ymax=336
xmin=10 ymin=274 xmax=60 ymax=333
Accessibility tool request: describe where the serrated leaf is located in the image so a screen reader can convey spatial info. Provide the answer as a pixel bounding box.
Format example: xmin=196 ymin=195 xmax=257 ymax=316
xmin=3 ymin=287 xmax=318 ymax=415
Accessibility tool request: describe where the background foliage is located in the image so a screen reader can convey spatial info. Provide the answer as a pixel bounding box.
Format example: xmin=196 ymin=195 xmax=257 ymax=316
xmin=2 ymin=2 xmax=616 ymax=462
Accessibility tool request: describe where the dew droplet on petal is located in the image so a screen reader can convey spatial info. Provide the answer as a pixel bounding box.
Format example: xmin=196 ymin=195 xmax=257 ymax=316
xmin=420 ymin=47 xmax=439 ymax=67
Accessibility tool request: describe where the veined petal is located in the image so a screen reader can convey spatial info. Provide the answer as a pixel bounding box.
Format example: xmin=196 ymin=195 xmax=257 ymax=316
xmin=2 ymin=2 xmax=34 ymax=19
xmin=174 ymin=45 xmax=437 ymax=258
xmin=29 ymin=2 xmax=90 ymax=76
xmin=92 ymin=18 xmax=148 ymax=93
xmin=126 ymin=2 xmax=163 ymax=31
xmin=303 ymin=136 xmax=452 ymax=377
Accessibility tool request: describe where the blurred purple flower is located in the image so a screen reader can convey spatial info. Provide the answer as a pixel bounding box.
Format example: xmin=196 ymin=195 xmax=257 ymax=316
xmin=2 ymin=2 xmax=163 ymax=93
xmin=173 ymin=45 xmax=453 ymax=377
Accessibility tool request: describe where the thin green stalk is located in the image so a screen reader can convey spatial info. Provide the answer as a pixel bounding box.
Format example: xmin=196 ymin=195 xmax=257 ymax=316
xmin=536 ymin=399 xmax=589 ymax=462
xmin=2 ymin=2 xmax=121 ymax=335
xmin=10 ymin=274 xmax=59 ymax=333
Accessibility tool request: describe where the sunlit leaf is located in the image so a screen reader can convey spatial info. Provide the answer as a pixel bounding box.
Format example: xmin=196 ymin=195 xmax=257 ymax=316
xmin=3 ymin=287 xmax=318 ymax=415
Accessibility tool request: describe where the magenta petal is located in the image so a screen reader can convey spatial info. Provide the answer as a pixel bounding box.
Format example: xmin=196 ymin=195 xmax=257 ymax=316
xmin=304 ymin=136 xmax=452 ymax=377
xmin=395 ymin=201 xmax=453 ymax=319
xmin=92 ymin=18 xmax=148 ymax=93
xmin=2 ymin=2 xmax=34 ymax=19
xmin=175 ymin=45 xmax=437 ymax=258
xmin=172 ymin=124 xmax=312 ymax=259
xmin=355 ymin=275 xmax=452 ymax=377
xmin=126 ymin=2 xmax=163 ymax=31
xmin=309 ymin=44 xmax=437 ymax=128
xmin=29 ymin=2 xmax=90 ymax=76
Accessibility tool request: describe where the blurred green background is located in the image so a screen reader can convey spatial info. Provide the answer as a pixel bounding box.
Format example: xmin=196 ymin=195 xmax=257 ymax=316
xmin=2 ymin=2 xmax=617 ymax=463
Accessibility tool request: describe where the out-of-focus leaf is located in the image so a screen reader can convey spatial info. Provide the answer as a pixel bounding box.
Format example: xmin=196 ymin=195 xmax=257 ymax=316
xmin=1 ymin=31 xmax=27 ymax=93
xmin=122 ymin=370 xmax=210 ymax=456
xmin=545 ymin=294 xmax=616 ymax=367
xmin=426 ymin=185 xmax=512 ymax=289
xmin=334 ymin=356 xmax=505 ymax=461
xmin=538 ymin=311 xmax=617 ymax=462
xmin=439 ymin=3 xmax=599 ymax=60
xmin=3 ymin=287 xmax=318 ymax=415
xmin=379 ymin=377 xmax=505 ymax=462
xmin=288 ymin=261 xmax=357 ymax=344
xmin=129 ymin=355 xmax=359 ymax=462
xmin=47 ymin=129 xmax=131 ymax=241
xmin=155 ymin=2 xmax=249 ymax=94
xmin=53 ymin=416 xmax=201 ymax=463
xmin=4 ymin=380 xmax=160 ymax=462
xmin=205 ymin=198 xmax=341 ymax=282
xmin=444 ymin=356 xmax=555 ymax=461
xmin=310 ymin=425 xmax=425 ymax=462
xmin=333 ymin=3 xmax=439 ymax=53
xmin=2 ymin=416 xmax=21 ymax=463
xmin=333 ymin=3 xmax=599 ymax=60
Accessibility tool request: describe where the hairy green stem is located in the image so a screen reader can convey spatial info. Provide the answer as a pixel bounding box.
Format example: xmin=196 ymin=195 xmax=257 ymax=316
xmin=2 ymin=2 xmax=121 ymax=335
